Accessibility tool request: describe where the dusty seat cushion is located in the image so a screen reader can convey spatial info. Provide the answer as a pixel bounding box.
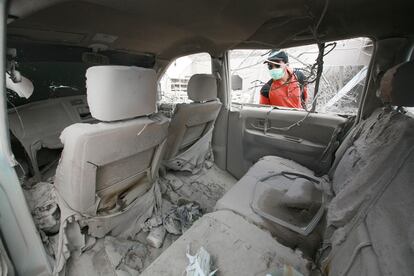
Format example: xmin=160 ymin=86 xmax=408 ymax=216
xmin=141 ymin=210 xmax=309 ymax=276
xmin=215 ymin=156 xmax=323 ymax=256
xmin=216 ymin=156 xmax=314 ymax=218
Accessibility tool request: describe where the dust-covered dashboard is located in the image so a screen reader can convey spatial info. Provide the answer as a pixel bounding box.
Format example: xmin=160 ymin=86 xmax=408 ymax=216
xmin=8 ymin=95 xmax=96 ymax=178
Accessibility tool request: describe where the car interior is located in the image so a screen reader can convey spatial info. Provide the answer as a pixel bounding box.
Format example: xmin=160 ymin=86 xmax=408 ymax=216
xmin=0 ymin=0 xmax=413 ymax=275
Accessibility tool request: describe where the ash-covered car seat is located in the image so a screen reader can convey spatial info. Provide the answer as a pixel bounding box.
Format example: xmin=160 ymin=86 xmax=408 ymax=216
xmin=163 ymin=74 xmax=222 ymax=173
xmin=54 ymin=66 xmax=169 ymax=215
xmin=142 ymin=60 xmax=414 ymax=276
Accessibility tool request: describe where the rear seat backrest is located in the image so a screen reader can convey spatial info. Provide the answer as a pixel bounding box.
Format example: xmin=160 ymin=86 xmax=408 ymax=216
xmin=324 ymin=61 xmax=414 ymax=275
xmin=54 ymin=66 xmax=169 ymax=214
xmin=329 ymin=61 xmax=414 ymax=181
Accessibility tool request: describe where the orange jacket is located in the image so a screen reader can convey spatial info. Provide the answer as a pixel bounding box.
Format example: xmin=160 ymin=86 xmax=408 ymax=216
xmin=259 ymin=67 xmax=308 ymax=108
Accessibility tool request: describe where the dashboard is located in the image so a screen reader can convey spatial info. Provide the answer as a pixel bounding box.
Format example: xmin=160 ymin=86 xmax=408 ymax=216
xmin=8 ymin=95 xmax=96 ymax=177
xmin=9 ymin=95 xmax=95 ymax=149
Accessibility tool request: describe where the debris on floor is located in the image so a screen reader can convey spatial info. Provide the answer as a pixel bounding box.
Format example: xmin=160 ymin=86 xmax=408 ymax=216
xmin=140 ymin=200 xmax=171 ymax=249
xmin=62 ymin=194 xmax=198 ymax=275
xmin=65 ymin=226 xmax=182 ymax=276
xmin=133 ymin=229 xmax=180 ymax=268
xmin=146 ymin=226 xmax=166 ymax=248
xmin=265 ymin=264 xmax=304 ymax=276
xmin=23 ymin=180 xmax=61 ymax=260
xmin=23 ymin=181 xmax=60 ymax=234
xmin=104 ymin=236 xmax=148 ymax=275
xmin=185 ymin=246 xmax=217 ymax=276
xmin=164 ymin=202 xmax=203 ymax=235
xmin=22 ymin=163 xmax=237 ymax=275
xmin=140 ymin=214 xmax=163 ymax=232
xmin=66 ymin=236 xmax=148 ymax=276
xmin=41 ymin=232 xmax=59 ymax=259
xmin=161 ymin=164 xmax=237 ymax=212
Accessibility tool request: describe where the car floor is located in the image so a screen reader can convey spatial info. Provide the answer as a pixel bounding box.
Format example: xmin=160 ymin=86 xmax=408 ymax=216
xmin=22 ymin=163 xmax=237 ymax=275
xmin=160 ymin=163 xmax=238 ymax=212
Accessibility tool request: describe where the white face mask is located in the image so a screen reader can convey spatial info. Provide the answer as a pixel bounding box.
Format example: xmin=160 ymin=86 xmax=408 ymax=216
xmin=269 ymin=67 xmax=285 ymax=80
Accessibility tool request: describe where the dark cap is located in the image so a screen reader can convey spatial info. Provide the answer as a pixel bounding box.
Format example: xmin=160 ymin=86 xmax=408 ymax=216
xmin=266 ymin=49 xmax=289 ymax=63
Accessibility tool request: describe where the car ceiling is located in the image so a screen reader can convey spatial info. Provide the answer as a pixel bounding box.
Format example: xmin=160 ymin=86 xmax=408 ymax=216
xmin=7 ymin=0 xmax=412 ymax=60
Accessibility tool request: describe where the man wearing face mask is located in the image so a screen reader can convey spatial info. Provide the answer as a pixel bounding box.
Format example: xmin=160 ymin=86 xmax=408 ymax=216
xmin=260 ymin=49 xmax=308 ymax=108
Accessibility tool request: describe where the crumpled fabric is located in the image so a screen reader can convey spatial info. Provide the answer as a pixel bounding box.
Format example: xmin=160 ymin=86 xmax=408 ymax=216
xmin=85 ymin=182 xmax=161 ymax=239
xmin=23 ymin=181 xmax=60 ymax=234
xmin=164 ymin=128 xmax=214 ymax=174
xmin=22 ymin=181 xmax=62 ymax=265
xmin=185 ymin=246 xmax=217 ymax=276
xmin=53 ymin=190 xmax=90 ymax=275
xmin=53 ymin=182 xmax=163 ymax=275
xmin=163 ymin=202 xmax=203 ymax=235
xmin=22 ymin=182 xmax=66 ymax=272
xmin=140 ymin=215 xmax=163 ymax=233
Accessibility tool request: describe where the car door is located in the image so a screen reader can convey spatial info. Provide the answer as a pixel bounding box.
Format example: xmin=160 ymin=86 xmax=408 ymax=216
xmin=226 ymin=104 xmax=348 ymax=178
xmin=225 ymin=39 xmax=372 ymax=178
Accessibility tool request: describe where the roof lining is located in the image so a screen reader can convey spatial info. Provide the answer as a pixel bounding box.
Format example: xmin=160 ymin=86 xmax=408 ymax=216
xmin=7 ymin=0 xmax=412 ymax=59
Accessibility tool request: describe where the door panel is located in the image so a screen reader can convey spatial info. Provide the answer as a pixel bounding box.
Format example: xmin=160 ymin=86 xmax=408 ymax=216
xmin=0 ymin=236 xmax=15 ymax=276
xmin=227 ymin=105 xmax=348 ymax=179
xmin=0 ymin=155 xmax=52 ymax=276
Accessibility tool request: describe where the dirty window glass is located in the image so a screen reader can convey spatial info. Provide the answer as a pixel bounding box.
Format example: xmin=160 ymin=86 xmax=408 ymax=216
xmin=159 ymin=53 xmax=212 ymax=104
xmin=229 ymin=38 xmax=373 ymax=115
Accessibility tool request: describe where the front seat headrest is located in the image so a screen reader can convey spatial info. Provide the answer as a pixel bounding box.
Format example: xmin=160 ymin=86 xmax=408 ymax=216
xmin=379 ymin=60 xmax=414 ymax=107
xmin=187 ymin=74 xmax=217 ymax=102
xmin=86 ymin=66 xmax=157 ymax=121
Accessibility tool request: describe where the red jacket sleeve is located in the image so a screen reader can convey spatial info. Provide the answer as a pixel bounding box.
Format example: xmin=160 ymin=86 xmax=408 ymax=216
xmin=260 ymin=94 xmax=270 ymax=105
xmin=303 ymin=85 xmax=308 ymax=102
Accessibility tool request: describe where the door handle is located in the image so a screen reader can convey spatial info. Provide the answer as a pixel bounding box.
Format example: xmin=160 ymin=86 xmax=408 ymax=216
xmin=284 ymin=135 xmax=302 ymax=143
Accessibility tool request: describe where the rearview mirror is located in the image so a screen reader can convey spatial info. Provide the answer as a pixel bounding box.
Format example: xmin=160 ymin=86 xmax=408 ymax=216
xmin=231 ymin=75 xmax=243 ymax=90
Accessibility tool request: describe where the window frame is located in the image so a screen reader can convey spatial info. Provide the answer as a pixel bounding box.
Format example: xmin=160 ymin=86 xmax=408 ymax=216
xmin=226 ymin=37 xmax=374 ymax=116
xmin=157 ymin=52 xmax=213 ymax=105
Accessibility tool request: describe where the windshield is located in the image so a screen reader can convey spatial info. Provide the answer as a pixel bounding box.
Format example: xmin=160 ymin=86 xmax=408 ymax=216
xmin=7 ymin=61 xmax=89 ymax=108
xmin=6 ymin=42 xmax=156 ymax=108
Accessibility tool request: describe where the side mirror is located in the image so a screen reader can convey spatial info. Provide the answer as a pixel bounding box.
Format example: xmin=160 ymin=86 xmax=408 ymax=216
xmin=231 ymin=74 xmax=243 ymax=90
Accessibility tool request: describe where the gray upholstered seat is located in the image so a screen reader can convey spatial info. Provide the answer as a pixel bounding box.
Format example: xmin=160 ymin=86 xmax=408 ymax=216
xmin=163 ymin=74 xmax=222 ymax=172
xmin=215 ymin=156 xmax=323 ymax=257
xmin=54 ymin=66 xmax=169 ymax=215
xmin=141 ymin=210 xmax=310 ymax=276
xmin=142 ymin=61 xmax=414 ymax=276
xmin=216 ymin=61 xmax=414 ymax=271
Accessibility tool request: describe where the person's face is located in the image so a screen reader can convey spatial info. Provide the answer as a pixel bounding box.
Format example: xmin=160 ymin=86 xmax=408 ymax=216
xmin=266 ymin=60 xmax=286 ymax=70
